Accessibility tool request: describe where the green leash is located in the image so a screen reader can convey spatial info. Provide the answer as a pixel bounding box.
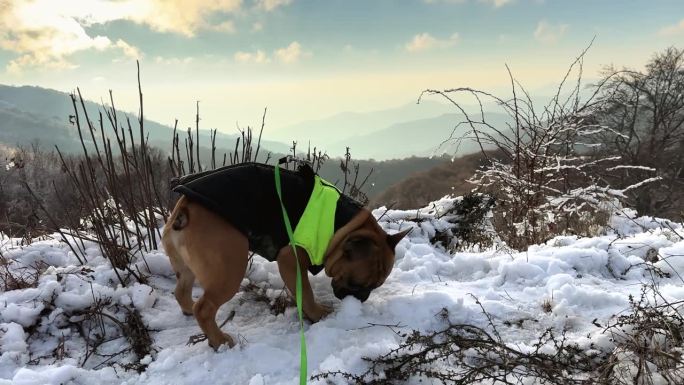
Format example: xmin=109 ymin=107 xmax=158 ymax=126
xmin=274 ymin=162 xmax=308 ymax=385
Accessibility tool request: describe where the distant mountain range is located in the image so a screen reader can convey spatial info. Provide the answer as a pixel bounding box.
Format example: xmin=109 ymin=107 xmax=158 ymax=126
xmin=270 ymin=100 xmax=452 ymax=144
xmin=271 ymin=99 xmax=508 ymax=160
xmin=327 ymin=112 xmax=508 ymax=160
xmin=0 ymin=84 xmax=512 ymax=200
xmin=0 ymin=85 xmax=291 ymax=155
xmin=1 ymin=84 xmax=511 ymax=160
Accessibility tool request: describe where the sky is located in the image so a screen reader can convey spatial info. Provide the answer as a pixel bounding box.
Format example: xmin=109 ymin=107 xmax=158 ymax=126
xmin=1 ymin=0 xmax=683 ymax=137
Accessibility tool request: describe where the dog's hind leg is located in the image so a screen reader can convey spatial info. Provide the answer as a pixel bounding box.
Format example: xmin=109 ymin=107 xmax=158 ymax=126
xmin=170 ymin=256 xmax=196 ymax=316
xmin=191 ymin=245 xmax=248 ymax=349
xmin=181 ymin=201 xmax=249 ymax=350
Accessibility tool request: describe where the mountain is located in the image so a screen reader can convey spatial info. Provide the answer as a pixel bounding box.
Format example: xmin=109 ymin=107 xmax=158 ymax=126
xmin=326 ymin=112 xmax=510 ymax=160
xmin=0 ymin=84 xmax=452 ymax=201
xmin=0 ymin=99 xmax=81 ymax=153
xmin=0 ymin=85 xmax=291 ymax=155
xmin=270 ymin=100 xmax=457 ymax=150
xmin=369 ymin=151 xmax=506 ymax=209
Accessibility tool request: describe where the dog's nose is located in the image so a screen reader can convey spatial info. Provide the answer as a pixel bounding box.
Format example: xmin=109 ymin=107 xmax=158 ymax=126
xmin=333 ymin=285 xmax=348 ymax=300
xmin=352 ymin=289 xmax=370 ymax=303
xmin=333 ymin=285 xmax=371 ymax=302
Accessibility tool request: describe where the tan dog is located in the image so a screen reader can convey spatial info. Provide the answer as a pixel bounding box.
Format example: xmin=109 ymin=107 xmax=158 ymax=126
xmin=162 ymin=176 xmax=408 ymax=350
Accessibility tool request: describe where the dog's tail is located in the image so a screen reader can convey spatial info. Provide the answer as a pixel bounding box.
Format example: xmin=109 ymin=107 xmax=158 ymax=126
xmin=168 ymin=196 xmax=190 ymax=231
xmin=172 ymin=208 xmax=189 ymax=230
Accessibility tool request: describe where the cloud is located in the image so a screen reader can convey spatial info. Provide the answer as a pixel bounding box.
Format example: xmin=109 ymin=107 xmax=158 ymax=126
xmin=234 ymin=41 xmax=308 ymax=64
xmin=234 ymin=50 xmax=270 ymax=64
xmin=254 ymin=0 xmax=292 ymax=11
xmin=154 ymin=56 xmax=195 ymax=65
xmin=274 ymin=41 xmax=303 ymax=63
xmin=210 ymin=20 xmax=237 ymax=33
xmin=134 ymin=0 xmax=243 ymax=36
xmin=405 ymin=32 xmax=459 ymax=53
xmin=659 ymin=19 xmax=684 ymax=36
xmin=115 ymin=40 xmax=141 ymax=59
xmin=0 ymin=0 xmax=290 ymax=72
xmin=0 ymin=0 xmax=146 ymax=73
xmin=252 ymin=22 xmax=264 ymax=32
xmin=534 ymin=20 xmax=568 ymax=44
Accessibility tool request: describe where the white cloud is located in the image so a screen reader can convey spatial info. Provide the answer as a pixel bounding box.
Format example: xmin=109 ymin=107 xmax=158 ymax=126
xmin=210 ymin=20 xmax=237 ymax=33
xmin=115 ymin=40 xmax=141 ymax=59
xmin=154 ymin=56 xmax=195 ymax=65
xmin=274 ymin=41 xmax=303 ymax=63
xmin=234 ymin=41 xmax=308 ymax=64
xmin=0 ymin=0 xmax=292 ymax=72
xmin=405 ymin=32 xmax=459 ymax=53
xmin=234 ymin=50 xmax=270 ymax=64
xmin=133 ymin=0 xmax=243 ymax=36
xmin=659 ymin=19 xmax=684 ymax=36
xmin=255 ymin=0 xmax=292 ymax=11
xmin=0 ymin=1 xmax=146 ymax=73
xmin=252 ymin=22 xmax=264 ymax=32
xmin=534 ymin=20 xmax=568 ymax=44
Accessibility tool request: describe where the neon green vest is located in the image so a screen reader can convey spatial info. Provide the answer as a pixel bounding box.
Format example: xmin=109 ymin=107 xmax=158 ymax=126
xmin=292 ymin=175 xmax=340 ymax=265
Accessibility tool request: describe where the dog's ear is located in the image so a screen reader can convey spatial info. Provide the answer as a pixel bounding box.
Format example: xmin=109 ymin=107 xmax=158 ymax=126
xmin=343 ymin=236 xmax=378 ymax=261
xmin=386 ymin=228 xmax=411 ymax=250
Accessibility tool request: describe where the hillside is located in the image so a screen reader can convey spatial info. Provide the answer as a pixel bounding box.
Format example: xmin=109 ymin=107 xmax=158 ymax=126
xmin=317 ymin=155 xmax=451 ymax=201
xmin=370 ymin=151 xmax=503 ymax=209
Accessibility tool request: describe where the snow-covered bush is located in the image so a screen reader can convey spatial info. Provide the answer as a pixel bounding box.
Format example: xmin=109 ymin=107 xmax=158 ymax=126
xmin=421 ymin=44 xmax=660 ymax=250
xmin=592 ymin=47 xmax=684 ymax=220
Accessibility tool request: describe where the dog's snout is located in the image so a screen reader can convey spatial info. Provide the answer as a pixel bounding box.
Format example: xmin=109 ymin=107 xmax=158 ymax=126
xmin=352 ymin=289 xmax=371 ymax=302
xmin=333 ymin=284 xmax=371 ymax=302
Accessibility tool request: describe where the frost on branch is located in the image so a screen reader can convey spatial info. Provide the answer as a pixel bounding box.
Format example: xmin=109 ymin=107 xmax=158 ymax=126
xmin=420 ymin=42 xmax=660 ymax=249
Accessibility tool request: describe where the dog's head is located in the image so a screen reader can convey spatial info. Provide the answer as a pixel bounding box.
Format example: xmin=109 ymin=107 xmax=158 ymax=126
xmin=324 ymin=215 xmax=410 ymax=302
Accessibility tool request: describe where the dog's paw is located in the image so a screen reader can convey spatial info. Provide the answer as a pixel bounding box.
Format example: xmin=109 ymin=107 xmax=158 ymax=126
xmin=209 ymin=332 xmax=236 ymax=350
xmin=304 ymin=303 xmax=332 ymax=323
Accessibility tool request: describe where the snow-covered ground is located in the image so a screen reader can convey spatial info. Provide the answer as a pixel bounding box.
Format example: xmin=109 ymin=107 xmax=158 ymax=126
xmin=1 ymin=197 xmax=683 ymax=385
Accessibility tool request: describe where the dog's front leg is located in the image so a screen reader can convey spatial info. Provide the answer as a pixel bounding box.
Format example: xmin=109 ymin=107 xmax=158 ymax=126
xmin=277 ymin=247 xmax=332 ymax=322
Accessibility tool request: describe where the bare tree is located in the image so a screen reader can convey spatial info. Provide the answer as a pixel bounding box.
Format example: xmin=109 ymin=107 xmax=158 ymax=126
xmin=591 ymin=47 xmax=684 ymax=219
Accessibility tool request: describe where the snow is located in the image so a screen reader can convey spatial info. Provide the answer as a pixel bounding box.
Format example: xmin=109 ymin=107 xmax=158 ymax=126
xmin=1 ymin=196 xmax=683 ymax=384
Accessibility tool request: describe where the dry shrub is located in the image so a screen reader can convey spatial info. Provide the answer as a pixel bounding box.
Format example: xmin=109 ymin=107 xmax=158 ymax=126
xmin=421 ymin=42 xmax=659 ymax=250
xmin=0 ymin=143 xmax=82 ymax=242
xmin=0 ymin=254 xmax=47 ymax=291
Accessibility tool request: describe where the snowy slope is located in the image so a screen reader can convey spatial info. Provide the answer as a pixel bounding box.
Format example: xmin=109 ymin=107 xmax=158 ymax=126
xmin=1 ymin=197 xmax=684 ymax=385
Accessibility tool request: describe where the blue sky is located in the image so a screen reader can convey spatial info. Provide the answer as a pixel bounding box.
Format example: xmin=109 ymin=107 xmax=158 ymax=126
xmin=1 ymin=0 xmax=683 ymax=135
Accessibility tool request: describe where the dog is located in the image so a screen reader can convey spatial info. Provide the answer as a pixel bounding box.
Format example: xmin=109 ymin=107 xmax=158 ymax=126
xmin=162 ymin=162 xmax=409 ymax=349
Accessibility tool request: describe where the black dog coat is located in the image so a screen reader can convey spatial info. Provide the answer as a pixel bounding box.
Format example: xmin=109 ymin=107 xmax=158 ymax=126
xmin=171 ymin=162 xmax=363 ymax=275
